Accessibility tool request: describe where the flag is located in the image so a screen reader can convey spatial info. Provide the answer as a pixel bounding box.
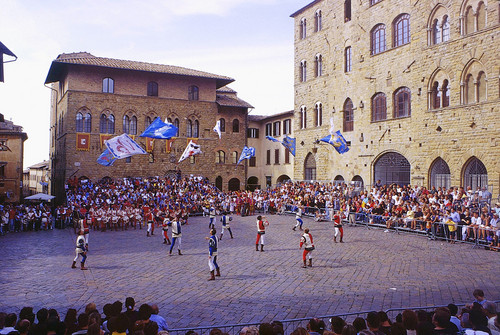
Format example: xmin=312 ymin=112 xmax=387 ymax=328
xmin=329 ymin=117 xmax=335 ymax=135
xmin=97 ymin=148 xmax=117 ymax=166
xmin=266 ymin=135 xmax=281 ymax=143
xmin=281 ymin=135 xmax=296 ymax=156
xmin=213 ymin=120 xmax=222 ymax=139
xmin=139 ymin=117 xmax=178 ymax=139
xmin=320 ymin=130 xmax=350 ymax=154
xmin=179 ymin=140 xmax=202 ymax=162
xmin=105 ymin=133 xmax=147 ymax=159
xmin=237 ymin=146 xmax=256 ymax=164
xmin=146 ymin=138 xmax=154 ymax=152
xmin=76 ymin=133 xmax=90 ymax=151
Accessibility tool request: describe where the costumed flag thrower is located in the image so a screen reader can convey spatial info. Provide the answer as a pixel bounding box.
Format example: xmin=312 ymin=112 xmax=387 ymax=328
xmin=105 ymin=133 xmax=147 ymax=159
xmin=237 ymin=146 xmax=256 ymax=164
xmin=179 ymin=140 xmax=202 ymax=162
xmin=213 ymin=120 xmax=222 ymax=139
xmin=139 ymin=117 xmax=178 ymax=139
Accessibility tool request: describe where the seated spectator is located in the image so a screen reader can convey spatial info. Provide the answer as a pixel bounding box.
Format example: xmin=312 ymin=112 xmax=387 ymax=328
xmin=108 ymin=313 xmax=128 ymax=335
xmin=239 ymin=326 xmax=258 ymax=335
xmin=0 ymin=313 xmax=18 ymax=334
xmin=30 ymin=308 xmax=49 ymax=335
xmin=366 ymin=312 xmax=385 ymax=335
xmin=389 ymin=323 xmax=406 ymax=335
xmin=447 ymin=304 xmax=462 ymax=333
xmin=19 ymin=308 xmax=35 ymax=326
xmin=72 ymin=314 xmax=89 ymax=335
xmin=465 ymin=309 xmax=491 ymax=335
xmin=431 ymin=307 xmax=457 ymax=335
xmin=16 ymin=320 xmax=30 ymax=335
xmin=307 ymin=318 xmax=325 ymax=335
xmin=148 ymin=306 xmax=168 ymax=332
xmin=378 ymin=311 xmax=392 ymax=335
xmin=63 ymin=309 xmax=78 ymax=335
xmin=482 ymin=302 xmax=499 ymax=335
xmin=124 ymin=298 xmax=138 ymax=334
xmin=84 ymin=305 xmax=96 ymax=317
xmin=341 ymin=325 xmax=356 ymax=335
xmin=330 ymin=317 xmax=346 ymax=335
xmin=290 ymin=328 xmax=308 ymax=335
xmin=271 ymin=321 xmax=283 ymax=335
xmin=402 ymin=310 xmax=418 ymax=335
xmin=353 ymin=318 xmax=367 ymax=334
xmin=258 ymin=323 xmax=273 ymax=335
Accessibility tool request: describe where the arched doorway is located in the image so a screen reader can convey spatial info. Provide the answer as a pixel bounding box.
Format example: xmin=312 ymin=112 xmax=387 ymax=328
xmin=462 ymin=157 xmax=487 ymax=191
xmin=215 ymin=176 xmax=223 ymax=191
xmin=276 ymin=175 xmax=291 ymax=184
xmin=374 ymin=152 xmax=411 ymax=186
xmin=304 ymin=153 xmax=316 ymax=180
xmin=429 ymin=158 xmax=450 ymax=189
xmin=352 ymin=175 xmax=364 ymax=189
xmin=247 ymin=176 xmax=259 ymax=191
xmin=228 ymin=178 xmax=240 ymax=191
xmin=334 ymin=175 xmax=345 ymax=186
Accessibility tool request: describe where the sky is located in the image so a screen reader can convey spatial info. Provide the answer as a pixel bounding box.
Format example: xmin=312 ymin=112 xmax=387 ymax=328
xmin=0 ymin=0 xmax=309 ymax=169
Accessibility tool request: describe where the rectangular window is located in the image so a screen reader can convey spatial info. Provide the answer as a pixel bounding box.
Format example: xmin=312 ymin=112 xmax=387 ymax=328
xmin=283 ymin=119 xmax=291 ymax=135
xmin=274 ymin=149 xmax=280 ymax=165
xmin=266 ymin=150 xmax=271 ymax=165
xmin=265 ymin=123 xmax=272 ymax=136
xmin=285 ymin=148 xmax=290 ymax=164
xmin=344 ymin=0 xmax=351 ymax=22
xmin=126 ymin=157 xmax=131 ymax=164
xmin=0 ymin=165 xmax=5 ymax=177
xmin=247 ymin=128 xmax=259 ymax=138
xmin=345 ymin=47 xmax=352 ymax=72
xmin=249 ymin=156 xmax=256 ymax=167
xmin=273 ymin=121 xmax=281 ymax=136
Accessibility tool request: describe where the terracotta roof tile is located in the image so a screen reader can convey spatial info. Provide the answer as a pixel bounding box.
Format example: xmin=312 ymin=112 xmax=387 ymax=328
xmin=216 ymin=94 xmax=253 ymax=109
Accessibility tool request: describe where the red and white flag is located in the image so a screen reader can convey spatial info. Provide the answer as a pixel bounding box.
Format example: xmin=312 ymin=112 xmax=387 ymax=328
xmin=179 ymin=140 xmax=202 ymax=162
xmin=105 ymin=133 xmax=147 ymax=159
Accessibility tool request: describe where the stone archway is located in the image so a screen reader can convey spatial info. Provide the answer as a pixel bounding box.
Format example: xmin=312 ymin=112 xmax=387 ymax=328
xmin=429 ymin=157 xmax=450 ymax=189
xmin=276 ymin=174 xmax=291 ymax=184
xmin=215 ymin=176 xmax=223 ymax=191
xmin=374 ymin=152 xmax=411 ymax=186
xmin=247 ymin=176 xmax=259 ymax=191
xmin=462 ymin=156 xmax=487 ymax=191
xmin=228 ymin=178 xmax=240 ymax=191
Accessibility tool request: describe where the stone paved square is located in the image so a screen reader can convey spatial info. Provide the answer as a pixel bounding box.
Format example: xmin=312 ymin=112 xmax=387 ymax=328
xmin=1 ymin=214 xmax=499 ymax=330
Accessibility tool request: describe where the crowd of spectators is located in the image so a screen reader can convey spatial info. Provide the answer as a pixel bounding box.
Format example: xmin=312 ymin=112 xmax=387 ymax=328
xmin=1 ymin=176 xmax=499 ymax=250
xmin=0 ymin=291 xmax=498 ymax=335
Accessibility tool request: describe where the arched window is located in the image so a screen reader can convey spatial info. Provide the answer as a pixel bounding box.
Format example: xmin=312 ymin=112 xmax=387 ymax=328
xmin=174 ymin=118 xmax=179 ymax=136
xmin=100 ymin=114 xmax=107 ymax=133
xmin=232 ymin=151 xmax=238 ymax=164
xmin=393 ymin=14 xmax=410 ymax=47
xmin=315 ymin=54 xmax=323 ymax=77
xmin=465 ymin=73 xmax=475 ymax=104
xmin=219 ymin=118 xmax=226 ymax=132
xmin=147 ymin=81 xmax=158 ymax=97
xmin=216 ymin=150 xmax=225 ymax=164
xmin=315 ymin=102 xmax=322 ymax=127
xmin=442 ymin=16 xmax=450 ymax=42
xmin=300 ymin=18 xmax=307 ymax=39
xmin=345 ymin=47 xmax=352 ymax=72
xmin=84 ymin=113 xmax=92 ymax=133
xmin=463 ymin=157 xmax=488 ymax=191
xmin=130 ymin=116 xmax=137 ymax=135
xmin=429 ymin=157 xmax=451 ymax=189
xmin=193 ymin=120 xmax=199 ymax=137
xmin=102 ymin=78 xmax=114 ymax=93
xmin=304 ymin=153 xmax=316 ymax=180
xmin=300 ymin=106 xmax=307 ymax=129
xmin=145 ymin=116 xmax=152 ymax=130
xmin=477 ymin=71 xmax=486 ymax=102
xmin=300 ymin=60 xmax=307 ymax=82
xmin=465 ymin=6 xmax=474 ymax=34
xmin=477 ymin=2 xmax=486 ymax=30
xmin=315 ymin=10 xmax=322 ymax=32
xmin=108 ymin=114 xmax=115 ymax=134
xmin=432 ymin=19 xmax=441 ymax=44
xmin=188 ymin=85 xmax=199 ymax=101
xmin=186 ymin=120 xmax=193 ymax=137
xmin=123 ymin=115 xmax=130 ymax=134
xmin=76 ymin=113 xmax=83 ymax=132
xmin=371 ymin=24 xmax=386 ymax=55
xmin=431 ymin=81 xmax=441 ymax=109
xmin=374 ymin=152 xmax=411 ymax=186
xmin=371 ymin=92 xmax=387 ymax=121
xmin=232 ymin=119 xmax=239 ymax=133
xmin=343 ymin=98 xmax=354 ymax=132
xmin=442 ymin=80 xmax=450 ymax=107
xmin=394 ymin=87 xmax=411 ymax=118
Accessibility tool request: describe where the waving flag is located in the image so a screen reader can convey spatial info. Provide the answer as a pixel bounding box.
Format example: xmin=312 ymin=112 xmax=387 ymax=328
xmin=282 ymin=135 xmax=296 ymax=156
xmin=237 ymin=146 xmax=256 ymax=164
xmin=105 ymin=133 xmax=147 ymax=159
xmin=140 ymin=117 xmax=178 ymax=139
xmin=213 ymin=120 xmax=222 ymax=139
xmin=266 ymin=135 xmax=280 ymax=143
xmin=329 ymin=117 xmax=336 ymax=135
xmin=320 ymin=130 xmax=349 ymax=154
xmin=97 ymin=148 xmax=117 ymax=166
xmin=179 ymin=140 xmax=202 ymax=162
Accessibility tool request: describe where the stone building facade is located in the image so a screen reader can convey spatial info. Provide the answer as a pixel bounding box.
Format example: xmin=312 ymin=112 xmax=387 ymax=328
xmin=0 ymin=113 xmax=28 ymax=203
xmin=45 ymin=53 xmax=252 ymax=201
xmin=248 ymin=111 xmax=295 ymax=189
xmin=291 ymin=0 xmax=500 ymax=197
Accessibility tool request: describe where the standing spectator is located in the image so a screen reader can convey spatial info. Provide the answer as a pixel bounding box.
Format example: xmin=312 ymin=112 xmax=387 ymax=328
xmin=447 ymin=304 xmax=463 ymax=333
xmin=472 ymin=289 xmax=487 ymax=306
xmin=124 ymin=297 xmax=139 ymax=334
xmin=0 ymin=314 xmax=17 ymax=334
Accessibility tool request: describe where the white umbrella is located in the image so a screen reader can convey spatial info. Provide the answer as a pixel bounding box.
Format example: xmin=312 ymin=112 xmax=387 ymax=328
xmin=24 ymin=193 xmax=55 ymax=201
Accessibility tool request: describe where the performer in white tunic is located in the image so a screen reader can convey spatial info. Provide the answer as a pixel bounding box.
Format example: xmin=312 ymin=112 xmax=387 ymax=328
xmin=299 ymin=228 xmax=315 ymax=268
xmin=71 ymin=231 xmax=88 ymax=270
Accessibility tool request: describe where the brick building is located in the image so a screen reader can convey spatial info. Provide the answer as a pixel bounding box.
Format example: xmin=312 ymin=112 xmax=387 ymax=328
xmin=0 ymin=113 xmax=28 ymax=203
xmin=248 ymin=111 xmax=295 ymax=190
xmin=290 ymin=0 xmax=500 ymax=197
xmin=45 ymin=53 xmax=252 ymax=201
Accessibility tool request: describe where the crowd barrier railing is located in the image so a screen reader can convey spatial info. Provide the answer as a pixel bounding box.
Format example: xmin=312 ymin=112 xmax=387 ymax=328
xmin=168 ymin=301 xmax=500 ymax=335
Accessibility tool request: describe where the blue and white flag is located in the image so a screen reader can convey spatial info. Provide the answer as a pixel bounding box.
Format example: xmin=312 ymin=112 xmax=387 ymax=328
xmin=281 ymin=135 xmax=296 ymax=156
xmin=320 ymin=131 xmax=349 ymax=154
xmin=266 ymin=135 xmax=281 ymax=143
xmin=140 ymin=117 xmax=178 ymax=139
xmin=97 ymin=148 xmax=117 ymax=166
xmin=105 ymin=133 xmax=147 ymax=159
xmin=237 ymin=146 xmax=256 ymax=164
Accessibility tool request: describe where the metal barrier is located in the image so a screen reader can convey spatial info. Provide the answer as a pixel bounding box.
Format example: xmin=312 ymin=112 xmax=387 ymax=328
xmin=168 ymin=301 xmax=500 ymax=335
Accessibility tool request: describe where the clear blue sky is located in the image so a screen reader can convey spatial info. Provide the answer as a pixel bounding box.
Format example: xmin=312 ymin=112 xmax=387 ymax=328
xmin=1 ymin=0 xmax=310 ymax=169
